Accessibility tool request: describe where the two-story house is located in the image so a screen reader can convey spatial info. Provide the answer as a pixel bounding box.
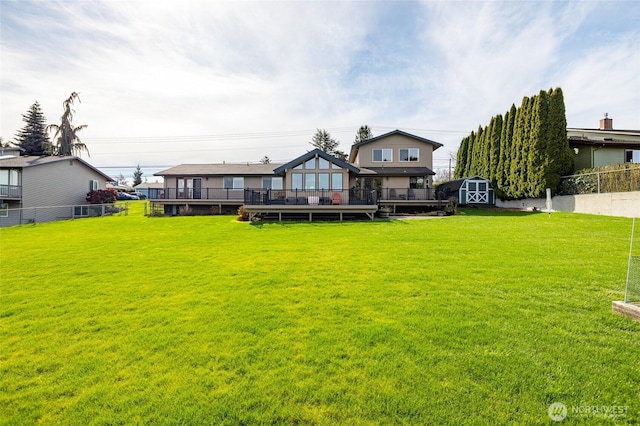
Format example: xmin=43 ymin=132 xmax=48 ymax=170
xmin=151 ymin=129 xmax=444 ymax=220
xmin=0 ymin=153 xmax=112 ymax=227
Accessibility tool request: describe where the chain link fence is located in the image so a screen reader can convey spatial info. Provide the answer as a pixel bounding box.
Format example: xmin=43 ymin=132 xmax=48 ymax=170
xmin=0 ymin=203 xmax=127 ymax=227
xmin=626 ymin=218 xmax=640 ymax=303
xmin=558 ymin=164 xmax=640 ymax=196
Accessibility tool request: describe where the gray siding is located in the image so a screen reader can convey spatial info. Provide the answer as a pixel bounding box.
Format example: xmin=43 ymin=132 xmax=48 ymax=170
xmin=18 ymin=159 xmax=108 ymax=224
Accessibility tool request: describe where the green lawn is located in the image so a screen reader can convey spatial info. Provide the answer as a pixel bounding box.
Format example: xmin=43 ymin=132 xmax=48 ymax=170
xmin=1 ymin=203 xmax=638 ymax=424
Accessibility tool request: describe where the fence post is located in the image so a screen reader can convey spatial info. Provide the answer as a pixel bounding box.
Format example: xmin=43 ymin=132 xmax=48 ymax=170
xmin=597 ymin=171 xmax=601 ymax=194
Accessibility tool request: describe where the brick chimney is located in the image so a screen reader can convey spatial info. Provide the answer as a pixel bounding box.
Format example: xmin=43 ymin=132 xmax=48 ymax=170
xmin=599 ymin=113 xmax=613 ymax=130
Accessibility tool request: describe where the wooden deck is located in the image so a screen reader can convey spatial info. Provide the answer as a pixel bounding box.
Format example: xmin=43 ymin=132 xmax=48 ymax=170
xmin=242 ymin=204 xmax=379 ymax=221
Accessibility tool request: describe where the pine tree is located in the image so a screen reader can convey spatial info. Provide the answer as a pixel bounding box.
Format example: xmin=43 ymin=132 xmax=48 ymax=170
xmin=354 ymin=125 xmax=373 ymax=144
xmin=47 ymin=92 xmax=89 ymax=157
xmin=310 ymin=129 xmax=340 ymax=155
xmin=13 ymin=101 xmax=51 ymax=156
xmin=133 ymin=164 xmax=143 ymax=186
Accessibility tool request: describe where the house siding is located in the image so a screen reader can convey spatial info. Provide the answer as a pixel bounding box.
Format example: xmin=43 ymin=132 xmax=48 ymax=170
xmin=354 ymin=134 xmax=435 ymax=169
xmin=14 ymin=159 xmax=109 ymax=225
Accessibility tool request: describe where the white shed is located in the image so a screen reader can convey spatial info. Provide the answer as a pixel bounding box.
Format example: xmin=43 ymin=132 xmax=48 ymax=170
xmin=437 ymin=176 xmax=495 ymax=205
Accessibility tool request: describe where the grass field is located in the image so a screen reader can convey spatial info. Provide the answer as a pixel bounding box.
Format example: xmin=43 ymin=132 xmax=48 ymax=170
xmin=1 ymin=202 xmax=638 ymax=424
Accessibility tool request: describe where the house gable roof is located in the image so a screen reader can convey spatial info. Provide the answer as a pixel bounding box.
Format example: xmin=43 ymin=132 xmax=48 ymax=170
xmin=273 ymin=149 xmax=359 ymax=175
xmin=349 ymin=129 xmax=443 ymax=163
xmin=0 ymin=155 xmax=112 ymax=181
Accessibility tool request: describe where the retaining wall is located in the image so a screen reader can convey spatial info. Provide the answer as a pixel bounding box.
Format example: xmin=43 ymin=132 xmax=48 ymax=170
xmin=496 ymin=191 xmax=640 ymax=218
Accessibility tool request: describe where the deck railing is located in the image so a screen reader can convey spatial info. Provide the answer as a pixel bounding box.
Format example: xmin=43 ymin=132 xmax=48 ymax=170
xmin=0 ymin=184 xmax=22 ymax=199
xmin=244 ymin=189 xmax=377 ymax=206
xmin=380 ymin=187 xmax=433 ymax=200
xmin=149 ymin=186 xmax=435 ymax=203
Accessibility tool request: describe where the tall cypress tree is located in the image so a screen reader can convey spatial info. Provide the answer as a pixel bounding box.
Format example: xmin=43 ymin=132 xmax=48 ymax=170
xmin=547 ymin=87 xmax=574 ymax=191
xmin=488 ymin=114 xmax=503 ymax=183
xmin=464 ymin=131 xmax=476 ymax=178
xmin=13 ymin=101 xmax=51 ymax=156
xmin=496 ymin=104 xmax=516 ymax=199
xmin=526 ymin=90 xmax=550 ymax=197
xmin=455 ymin=136 xmax=469 ymax=179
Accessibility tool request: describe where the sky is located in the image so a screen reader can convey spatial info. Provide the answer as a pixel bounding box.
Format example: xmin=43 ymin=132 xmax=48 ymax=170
xmin=1 ymin=0 xmax=639 ymax=182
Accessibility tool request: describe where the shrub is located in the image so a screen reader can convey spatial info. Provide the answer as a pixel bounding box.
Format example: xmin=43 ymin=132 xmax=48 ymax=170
xmin=86 ymin=189 xmax=118 ymax=204
xmin=237 ymin=206 xmax=249 ymax=221
xmin=445 ymin=197 xmax=458 ymax=215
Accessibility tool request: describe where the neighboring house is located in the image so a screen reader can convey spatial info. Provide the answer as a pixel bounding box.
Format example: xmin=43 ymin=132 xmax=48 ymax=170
xmin=134 ymin=181 xmax=164 ymax=199
xmin=151 ymin=129 xmax=444 ymax=220
xmin=568 ymin=115 xmax=640 ymax=171
xmin=437 ymin=176 xmax=495 ymax=206
xmin=0 ymin=155 xmax=112 ymax=227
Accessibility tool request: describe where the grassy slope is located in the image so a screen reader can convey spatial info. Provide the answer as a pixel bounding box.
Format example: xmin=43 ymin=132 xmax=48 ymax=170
xmin=1 ymin=203 xmax=638 ymax=424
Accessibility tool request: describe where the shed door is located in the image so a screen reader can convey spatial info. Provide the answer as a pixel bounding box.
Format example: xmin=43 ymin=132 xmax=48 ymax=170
xmin=466 ymin=180 xmax=488 ymax=203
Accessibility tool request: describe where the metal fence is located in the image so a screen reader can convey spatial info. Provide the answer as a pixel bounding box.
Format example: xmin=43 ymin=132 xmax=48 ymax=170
xmin=0 ymin=203 xmax=127 ymax=227
xmin=626 ymin=218 xmax=640 ymax=303
xmin=558 ymin=166 xmax=640 ymax=195
xmin=243 ymin=188 xmax=377 ymax=206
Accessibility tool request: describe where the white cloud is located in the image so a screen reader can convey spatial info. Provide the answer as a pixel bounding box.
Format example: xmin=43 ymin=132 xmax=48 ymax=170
xmin=1 ymin=0 xmax=638 ymax=175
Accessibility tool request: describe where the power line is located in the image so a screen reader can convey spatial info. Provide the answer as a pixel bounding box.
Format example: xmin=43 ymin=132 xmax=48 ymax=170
xmin=83 ymin=126 xmax=468 ymax=144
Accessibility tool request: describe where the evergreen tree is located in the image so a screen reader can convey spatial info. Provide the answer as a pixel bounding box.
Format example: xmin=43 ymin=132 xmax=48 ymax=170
xmin=496 ymin=104 xmax=516 ymax=199
xmin=310 ymin=129 xmax=340 ymax=156
xmin=526 ymin=90 xmax=550 ymax=197
xmin=465 ymin=131 xmax=476 ymax=178
xmin=13 ymin=101 xmax=51 ymax=156
xmin=488 ymin=114 xmax=503 ymax=184
xmin=47 ymin=92 xmax=89 ymax=157
xmin=133 ymin=164 xmax=143 ymax=186
xmin=260 ymin=156 xmax=271 ymax=164
xmin=454 ymin=136 xmax=469 ymax=179
xmin=354 ymin=125 xmax=373 ymax=144
xmin=547 ymin=87 xmax=574 ymax=190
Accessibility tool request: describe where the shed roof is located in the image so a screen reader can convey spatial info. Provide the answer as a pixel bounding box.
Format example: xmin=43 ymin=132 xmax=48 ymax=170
xmin=437 ymin=175 xmax=489 ymax=192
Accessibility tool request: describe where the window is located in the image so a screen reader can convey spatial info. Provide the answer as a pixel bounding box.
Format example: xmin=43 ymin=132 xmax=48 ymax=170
xmin=409 ymin=177 xmax=424 ymax=189
xmin=262 ymin=177 xmax=283 ymax=190
xmin=399 ymin=148 xmax=419 ymax=162
xmin=305 ymin=158 xmax=316 ymax=169
xmin=89 ymin=179 xmax=98 ymax=191
xmin=332 ymin=173 xmax=343 ymax=190
xmin=625 ymin=149 xmax=640 ymax=163
xmin=74 ymin=205 xmax=89 ymax=217
xmin=0 ymin=203 xmax=8 ymax=218
xmin=223 ymin=177 xmax=244 ymax=189
xmin=305 ymin=173 xmax=316 ymax=190
xmin=318 ymin=173 xmax=329 ymax=190
xmin=177 ymin=178 xmax=186 ymax=198
xmin=331 ymin=163 xmax=342 ymax=170
xmin=318 ymin=158 xmax=330 ymax=169
xmin=373 ymin=149 xmax=392 ymax=162
xmin=292 ymin=173 xmax=303 ymax=190
xmin=293 ymin=163 xmax=303 ymax=170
